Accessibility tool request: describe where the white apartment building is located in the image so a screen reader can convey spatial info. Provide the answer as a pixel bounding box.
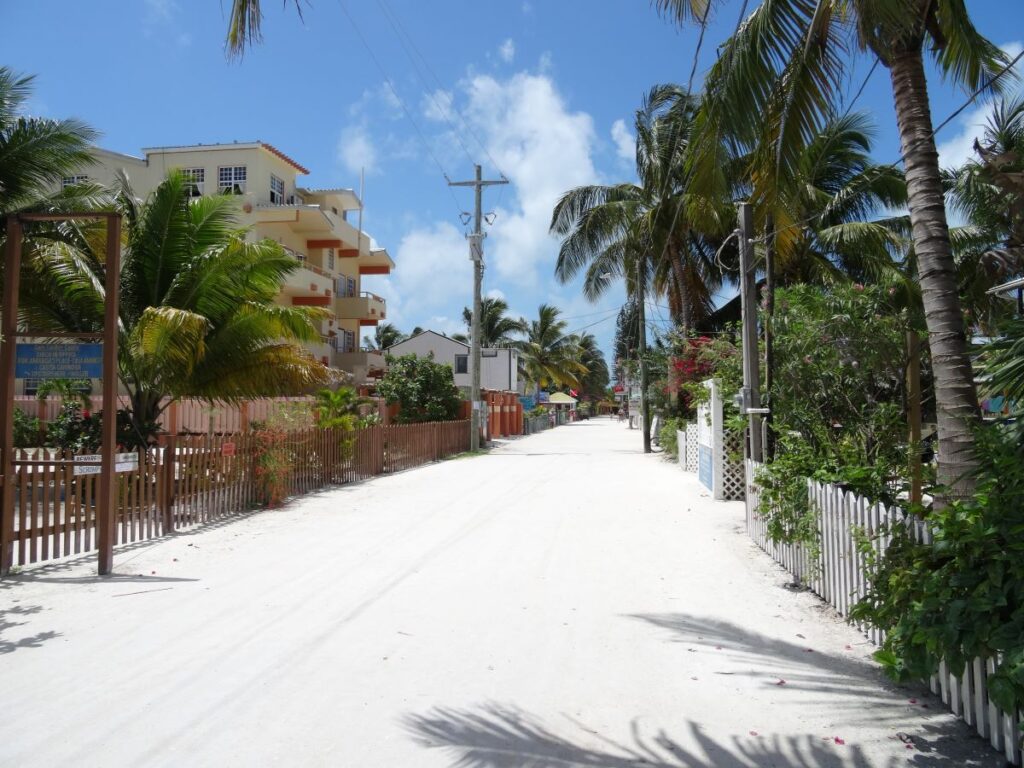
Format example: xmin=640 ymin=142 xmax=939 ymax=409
xmin=385 ymin=330 xmax=523 ymax=393
xmin=64 ymin=142 xmax=394 ymax=384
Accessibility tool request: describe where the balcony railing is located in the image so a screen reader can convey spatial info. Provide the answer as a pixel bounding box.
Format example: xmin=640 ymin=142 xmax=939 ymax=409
xmin=283 ymin=246 xmax=332 ymax=280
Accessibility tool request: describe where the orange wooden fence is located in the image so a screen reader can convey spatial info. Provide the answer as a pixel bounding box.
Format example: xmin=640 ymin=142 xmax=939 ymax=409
xmin=1 ymin=421 xmax=470 ymax=571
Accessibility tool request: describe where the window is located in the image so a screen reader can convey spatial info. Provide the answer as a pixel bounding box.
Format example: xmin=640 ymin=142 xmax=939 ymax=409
xmin=482 ymin=349 xmax=498 ymax=357
xmin=326 ymin=248 xmax=335 ymax=271
xmin=181 ymin=168 xmax=204 ymax=197
xmin=344 ymin=330 xmax=356 ymax=353
xmin=61 ymin=175 xmax=88 ymax=188
xmin=270 ymin=174 xmax=285 ymax=204
xmin=218 ymin=165 xmax=247 ymax=194
xmin=454 ymin=355 xmax=469 ymax=374
xmin=335 ymin=276 xmax=356 ymax=297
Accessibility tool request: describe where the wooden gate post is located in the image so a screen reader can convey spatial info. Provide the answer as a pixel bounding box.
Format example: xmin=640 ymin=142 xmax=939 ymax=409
xmin=160 ymin=435 xmax=176 ymax=533
xmin=0 ymin=217 xmax=24 ymax=575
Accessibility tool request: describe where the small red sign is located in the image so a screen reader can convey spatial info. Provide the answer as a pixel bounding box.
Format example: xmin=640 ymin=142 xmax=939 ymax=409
xmin=222 ymin=442 xmax=236 ymax=457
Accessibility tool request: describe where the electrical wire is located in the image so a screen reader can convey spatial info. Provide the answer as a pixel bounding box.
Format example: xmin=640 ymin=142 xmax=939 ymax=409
xmin=749 ymin=47 xmax=1024 ymax=247
xmin=376 ymin=0 xmax=511 ymax=212
xmin=336 ymin=0 xmax=465 ymax=217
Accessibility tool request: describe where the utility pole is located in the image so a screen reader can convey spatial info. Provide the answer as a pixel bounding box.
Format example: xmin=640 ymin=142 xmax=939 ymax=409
xmin=738 ymin=202 xmax=764 ymax=462
xmin=637 ymin=252 xmax=652 ymax=453
xmin=448 ymin=165 xmax=508 ymax=451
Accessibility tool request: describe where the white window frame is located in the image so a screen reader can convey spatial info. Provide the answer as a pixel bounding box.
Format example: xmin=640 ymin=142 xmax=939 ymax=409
xmin=270 ymin=174 xmax=285 ymax=205
xmin=218 ymin=165 xmax=247 ymax=194
xmin=61 ymin=175 xmax=89 ymax=188
xmin=181 ymin=168 xmax=205 ymax=197
xmin=326 ymin=248 xmax=335 ymax=271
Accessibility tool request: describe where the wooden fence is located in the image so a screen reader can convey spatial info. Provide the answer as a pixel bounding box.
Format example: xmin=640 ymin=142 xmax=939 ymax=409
xmin=744 ymin=460 xmax=1023 ymax=764
xmin=13 ymin=396 xmax=317 ymax=435
xmin=2 ymin=421 xmax=470 ymax=572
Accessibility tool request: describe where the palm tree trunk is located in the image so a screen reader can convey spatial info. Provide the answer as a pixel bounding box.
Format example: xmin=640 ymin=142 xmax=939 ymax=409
xmin=668 ymin=237 xmax=690 ymax=333
xmin=763 ymin=216 xmax=776 ymax=460
xmin=888 ymin=49 xmax=980 ymax=501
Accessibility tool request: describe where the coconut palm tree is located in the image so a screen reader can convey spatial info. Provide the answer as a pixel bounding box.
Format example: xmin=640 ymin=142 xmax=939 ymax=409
xmin=656 ymin=0 xmax=1010 ymax=499
xmin=571 ymin=332 xmax=611 ymax=398
xmin=944 ymin=95 xmax=1024 ymax=330
xmin=550 ymin=86 xmax=735 ymax=331
xmin=363 ymin=322 xmax=406 ymax=351
xmin=458 ymin=297 xmax=527 ymax=348
xmin=226 ymin=0 xmax=303 ymax=57
xmin=26 ymin=170 xmax=330 ymax=443
xmin=0 ymin=68 xmax=98 ymax=216
xmin=517 ymin=304 xmax=587 ymax=396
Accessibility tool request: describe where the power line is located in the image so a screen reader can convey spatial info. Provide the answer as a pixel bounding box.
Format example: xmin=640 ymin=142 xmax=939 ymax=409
xmin=336 ymin=0 xmax=465 ymax=217
xmin=750 ymin=47 xmax=1024 ymax=247
xmin=376 ymin=0 xmax=509 ymax=188
xmin=372 ymin=0 xmax=478 ymax=169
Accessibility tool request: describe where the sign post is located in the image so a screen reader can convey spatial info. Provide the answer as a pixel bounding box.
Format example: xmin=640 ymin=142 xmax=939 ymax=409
xmin=0 ymin=212 xmax=121 ymax=576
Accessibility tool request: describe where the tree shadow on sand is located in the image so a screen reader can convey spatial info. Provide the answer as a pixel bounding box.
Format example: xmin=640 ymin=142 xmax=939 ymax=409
xmin=403 ymin=702 xmax=998 ymax=768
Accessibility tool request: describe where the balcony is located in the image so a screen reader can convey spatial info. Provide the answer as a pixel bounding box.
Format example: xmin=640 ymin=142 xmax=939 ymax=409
xmin=359 ymin=247 xmax=394 ymax=276
xmin=279 ymin=248 xmax=333 ymax=303
xmin=331 ymin=347 xmax=386 ymax=381
xmin=335 ymin=291 xmax=386 ymax=326
xmin=253 ymin=201 xmax=334 ymax=234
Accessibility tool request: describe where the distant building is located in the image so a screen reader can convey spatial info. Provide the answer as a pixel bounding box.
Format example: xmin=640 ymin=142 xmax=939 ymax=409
xmin=386 ymin=330 xmax=523 ymax=393
xmin=61 ymin=141 xmax=394 ymax=386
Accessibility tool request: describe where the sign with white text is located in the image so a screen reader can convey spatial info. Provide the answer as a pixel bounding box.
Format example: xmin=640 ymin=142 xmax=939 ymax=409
xmin=16 ymin=343 xmax=102 ymax=379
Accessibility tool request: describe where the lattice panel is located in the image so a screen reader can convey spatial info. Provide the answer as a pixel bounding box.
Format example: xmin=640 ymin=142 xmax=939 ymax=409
xmin=684 ymin=422 xmax=698 ymax=472
xmin=721 ymin=428 xmax=746 ymax=500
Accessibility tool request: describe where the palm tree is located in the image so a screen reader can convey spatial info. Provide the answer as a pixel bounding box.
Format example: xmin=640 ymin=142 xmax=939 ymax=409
xmin=944 ymin=95 xmax=1024 ymax=330
xmin=363 ymin=322 xmax=406 ymax=351
xmin=571 ymin=332 xmax=611 ymax=398
xmin=27 ymin=171 xmax=330 ymax=443
xmin=226 ymin=0 xmax=303 ymax=58
xmin=0 ymin=68 xmax=98 ymax=216
xmin=550 ymin=86 xmax=734 ymax=331
xmin=656 ymin=0 xmax=1009 ymax=499
xmin=459 ymin=297 xmax=527 ymax=347
xmin=517 ymin=304 xmax=587 ymax=397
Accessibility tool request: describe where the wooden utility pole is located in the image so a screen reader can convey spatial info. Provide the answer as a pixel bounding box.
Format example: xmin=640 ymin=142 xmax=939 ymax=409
xmin=738 ymin=203 xmax=764 ymax=462
xmin=637 ymin=253 xmax=651 ymax=453
xmin=448 ymin=165 xmax=507 ymax=451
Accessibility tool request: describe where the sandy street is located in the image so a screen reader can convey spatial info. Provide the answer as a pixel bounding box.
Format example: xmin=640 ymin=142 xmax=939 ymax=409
xmin=0 ymin=418 xmax=1003 ymax=767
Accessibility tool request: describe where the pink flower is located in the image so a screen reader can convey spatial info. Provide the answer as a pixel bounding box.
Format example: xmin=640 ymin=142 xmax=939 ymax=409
xmin=853 ymin=283 xmax=864 ymax=291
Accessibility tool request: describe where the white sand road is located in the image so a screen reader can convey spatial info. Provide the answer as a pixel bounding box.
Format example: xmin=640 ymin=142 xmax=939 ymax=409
xmin=0 ymin=419 xmax=1006 ymax=767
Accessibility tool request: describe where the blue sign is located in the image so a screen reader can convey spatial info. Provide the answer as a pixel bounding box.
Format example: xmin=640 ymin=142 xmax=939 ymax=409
xmin=16 ymin=343 xmax=103 ymax=379
xmin=519 ymin=395 xmax=536 ymax=411
xmin=538 ymin=391 xmax=550 ymax=404
xmin=698 ymin=444 xmax=714 ymax=492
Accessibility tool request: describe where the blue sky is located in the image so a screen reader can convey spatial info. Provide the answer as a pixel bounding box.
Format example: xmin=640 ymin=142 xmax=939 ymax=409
xmin=6 ymin=0 xmax=1023 ymax=361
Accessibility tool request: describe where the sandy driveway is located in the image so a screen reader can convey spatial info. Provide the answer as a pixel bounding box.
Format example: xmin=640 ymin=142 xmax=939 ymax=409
xmin=0 ymin=419 xmax=1003 ymax=767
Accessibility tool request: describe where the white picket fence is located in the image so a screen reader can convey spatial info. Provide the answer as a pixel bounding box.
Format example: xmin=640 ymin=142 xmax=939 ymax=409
xmin=745 ymin=460 xmax=1023 ymax=764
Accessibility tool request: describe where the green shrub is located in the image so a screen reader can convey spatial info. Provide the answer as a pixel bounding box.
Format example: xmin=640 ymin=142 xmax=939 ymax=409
xmin=851 ymin=425 xmax=1024 ymax=718
xmin=378 ymin=354 xmax=462 ymax=424
xmin=658 ymin=416 xmax=682 ymax=458
xmin=13 ymin=409 xmax=40 ymax=448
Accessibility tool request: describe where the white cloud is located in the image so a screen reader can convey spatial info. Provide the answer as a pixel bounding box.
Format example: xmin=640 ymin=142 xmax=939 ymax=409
xmin=337 ymin=125 xmax=378 ymax=175
xmin=144 ymin=0 xmax=177 ymax=21
xmin=421 ymin=89 xmax=455 ymax=123
xmin=499 ymin=39 xmax=516 ymax=64
xmin=485 ymin=288 xmax=506 ymax=301
xmin=937 ymin=41 xmax=1023 ymax=170
xmin=459 ymin=71 xmax=600 ymax=285
xmin=377 ymin=222 xmax=471 ymax=327
xmin=610 ymin=118 xmax=635 ymax=163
